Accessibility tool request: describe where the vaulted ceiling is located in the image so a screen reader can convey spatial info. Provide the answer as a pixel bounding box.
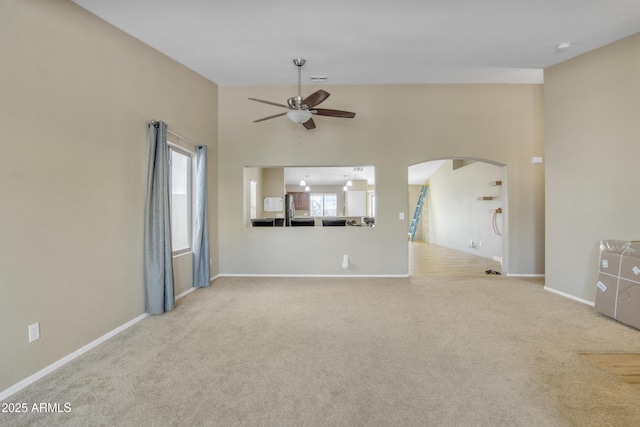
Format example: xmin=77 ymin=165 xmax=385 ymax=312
xmin=69 ymin=1 xmax=640 ymax=185
xmin=71 ymin=0 xmax=640 ymax=86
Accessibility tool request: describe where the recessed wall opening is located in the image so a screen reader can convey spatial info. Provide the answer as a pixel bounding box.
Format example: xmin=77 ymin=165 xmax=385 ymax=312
xmin=244 ymin=166 xmax=376 ymax=227
xmin=408 ymin=158 xmax=507 ymax=277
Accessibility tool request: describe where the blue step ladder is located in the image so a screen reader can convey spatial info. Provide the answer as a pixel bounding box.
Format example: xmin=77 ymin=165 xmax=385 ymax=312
xmin=408 ymin=185 xmax=428 ymax=242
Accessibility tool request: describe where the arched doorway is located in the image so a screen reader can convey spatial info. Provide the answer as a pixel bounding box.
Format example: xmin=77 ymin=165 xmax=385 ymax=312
xmin=408 ymin=158 xmax=507 ymax=276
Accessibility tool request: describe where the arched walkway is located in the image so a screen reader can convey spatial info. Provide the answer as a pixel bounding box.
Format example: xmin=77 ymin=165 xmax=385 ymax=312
xmin=408 ymin=158 xmax=507 ymax=276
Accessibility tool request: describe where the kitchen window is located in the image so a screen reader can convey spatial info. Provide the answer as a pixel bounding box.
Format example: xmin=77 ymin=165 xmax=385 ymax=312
xmin=310 ymin=193 xmax=337 ymax=217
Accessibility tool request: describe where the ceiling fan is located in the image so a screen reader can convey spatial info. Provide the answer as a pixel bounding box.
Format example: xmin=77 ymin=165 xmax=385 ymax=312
xmin=249 ymin=59 xmax=356 ymax=130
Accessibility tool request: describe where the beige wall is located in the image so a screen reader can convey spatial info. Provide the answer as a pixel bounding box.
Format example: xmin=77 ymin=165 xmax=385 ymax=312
xmin=262 ymin=167 xmax=286 ymax=200
xmin=0 ymin=0 xmax=218 ymax=391
xmin=219 ymin=84 xmax=544 ymax=276
xmin=544 ymin=33 xmax=640 ymax=302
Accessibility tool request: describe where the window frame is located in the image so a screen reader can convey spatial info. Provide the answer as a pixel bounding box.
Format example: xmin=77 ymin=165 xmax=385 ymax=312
xmin=168 ymin=144 xmax=194 ymax=256
xmin=250 ymin=179 xmax=258 ymax=220
xmin=310 ymin=193 xmax=338 ymax=217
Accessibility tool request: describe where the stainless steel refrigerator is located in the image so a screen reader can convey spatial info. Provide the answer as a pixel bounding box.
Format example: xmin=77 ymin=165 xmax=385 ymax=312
xmin=285 ymin=194 xmax=294 ymax=226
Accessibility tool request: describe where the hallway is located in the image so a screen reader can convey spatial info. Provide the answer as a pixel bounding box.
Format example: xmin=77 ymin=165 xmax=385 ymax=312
xmin=409 ymin=241 xmax=502 ymax=277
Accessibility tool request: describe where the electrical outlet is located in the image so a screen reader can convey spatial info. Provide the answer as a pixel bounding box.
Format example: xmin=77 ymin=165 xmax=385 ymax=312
xmin=29 ymin=322 xmax=40 ymax=342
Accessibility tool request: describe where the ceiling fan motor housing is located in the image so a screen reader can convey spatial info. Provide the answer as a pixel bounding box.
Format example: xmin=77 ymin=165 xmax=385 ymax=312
xmin=287 ymin=96 xmax=306 ymax=110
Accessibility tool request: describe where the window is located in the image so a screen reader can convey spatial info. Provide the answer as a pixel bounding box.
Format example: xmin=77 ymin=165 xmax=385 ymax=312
xmin=170 ymin=147 xmax=192 ymax=254
xmin=310 ymin=193 xmax=337 ymax=217
xmin=369 ymin=191 xmax=376 ymax=217
xmin=250 ymin=180 xmax=257 ymax=219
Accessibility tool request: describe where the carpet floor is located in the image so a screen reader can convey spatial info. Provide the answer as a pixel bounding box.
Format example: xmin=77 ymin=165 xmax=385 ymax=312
xmin=2 ymin=276 xmax=640 ymax=426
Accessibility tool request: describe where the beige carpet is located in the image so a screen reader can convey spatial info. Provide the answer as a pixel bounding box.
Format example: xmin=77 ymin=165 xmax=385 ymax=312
xmin=2 ymin=276 xmax=640 ymax=426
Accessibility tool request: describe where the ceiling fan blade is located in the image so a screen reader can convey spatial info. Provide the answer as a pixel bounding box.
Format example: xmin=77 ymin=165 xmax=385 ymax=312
xmin=303 ymin=90 xmax=330 ymax=108
xmin=303 ymin=118 xmax=316 ymax=130
xmin=313 ymin=108 xmax=356 ymax=119
xmin=248 ymin=98 xmax=289 ymax=108
xmin=253 ymin=112 xmax=287 ymax=123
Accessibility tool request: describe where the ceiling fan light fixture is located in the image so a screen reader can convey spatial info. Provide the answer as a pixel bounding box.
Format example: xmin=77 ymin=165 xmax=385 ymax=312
xmin=249 ymin=59 xmax=355 ymax=130
xmin=287 ymin=109 xmax=313 ymax=124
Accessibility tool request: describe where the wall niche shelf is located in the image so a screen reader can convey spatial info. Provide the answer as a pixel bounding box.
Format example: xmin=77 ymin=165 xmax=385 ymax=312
xmin=477 ymin=196 xmax=494 ymax=201
xmin=489 ymin=181 xmax=502 ymax=186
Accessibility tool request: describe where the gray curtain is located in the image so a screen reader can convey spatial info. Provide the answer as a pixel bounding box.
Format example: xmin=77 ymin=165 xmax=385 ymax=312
xmin=193 ymin=145 xmax=210 ymax=287
xmin=144 ymin=121 xmax=175 ymax=314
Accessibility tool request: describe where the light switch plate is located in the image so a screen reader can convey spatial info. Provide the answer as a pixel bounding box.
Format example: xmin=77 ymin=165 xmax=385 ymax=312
xmin=531 ymin=156 xmax=543 ymax=164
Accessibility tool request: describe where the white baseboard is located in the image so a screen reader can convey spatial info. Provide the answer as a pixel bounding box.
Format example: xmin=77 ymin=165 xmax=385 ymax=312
xmin=218 ymin=273 xmax=410 ymax=278
xmin=0 ymin=312 xmax=149 ymax=402
xmin=0 ymin=285 xmax=202 ymax=402
xmin=507 ymin=274 xmax=546 ymax=277
xmin=544 ymin=286 xmax=595 ymax=306
xmin=176 ymin=287 xmax=197 ymax=300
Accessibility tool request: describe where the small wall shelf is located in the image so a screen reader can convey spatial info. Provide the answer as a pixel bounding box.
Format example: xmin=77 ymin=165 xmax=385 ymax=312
xmin=489 ymin=181 xmax=503 ymax=186
xmin=477 ymin=196 xmax=494 ymax=201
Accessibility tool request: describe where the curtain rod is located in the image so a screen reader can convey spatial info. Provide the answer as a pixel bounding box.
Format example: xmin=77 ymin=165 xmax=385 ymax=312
xmin=150 ymin=120 xmax=199 ymax=147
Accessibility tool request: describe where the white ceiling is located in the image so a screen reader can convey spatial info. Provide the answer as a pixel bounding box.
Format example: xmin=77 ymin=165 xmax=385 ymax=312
xmin=408 ymin=160 xmax=446 ymax=185
xmin=283 ymin=163 xmax=443 ymax=187
xmin=284 ymin=166 xmax=375 ymax=187
xmin=69 ymin=1 xmax=640 ymax=185
xmin=71 ymin=0 xmax=640 ymax=86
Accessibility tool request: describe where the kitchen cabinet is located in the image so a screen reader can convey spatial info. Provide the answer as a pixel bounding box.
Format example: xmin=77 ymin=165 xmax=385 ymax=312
xmin=289 ymin=192 xmax=309 ymax=210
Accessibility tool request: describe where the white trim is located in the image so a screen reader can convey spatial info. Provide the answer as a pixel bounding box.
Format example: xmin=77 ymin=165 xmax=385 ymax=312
xmin=176 ymin=287 xmax=197 ymax=300
xmin=0 ymin=285 xmax=198 ymax=402
xmin=210 ymin=274 xmax=221 ymax=281
xmin=507 ymin=274 xmax=546 ymax=277
xmin=0 ymin=285 xmax=208 ymax=402
xmin=167 ymin=140 xmax=196 ymax=154
xmin=218 ymin=274 xmax=410 ymax=278
xmin=0 ymin=312 xmax=149 ymax=402
xmin=544 ymin=286 xmax=595 ymax=306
